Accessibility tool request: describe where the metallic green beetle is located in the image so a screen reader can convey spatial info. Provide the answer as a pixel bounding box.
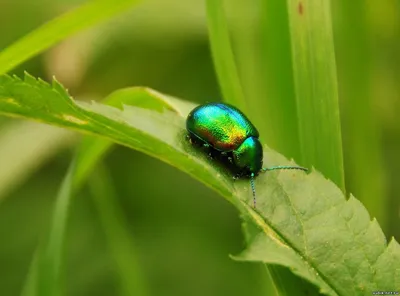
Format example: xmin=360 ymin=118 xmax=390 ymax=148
xmin=186 ymin=102 xmax=307 ymax=208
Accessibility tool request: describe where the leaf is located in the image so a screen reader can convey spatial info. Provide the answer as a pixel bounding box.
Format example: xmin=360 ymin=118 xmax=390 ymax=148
xmin=0 ymin=0 xmax=143 ymax=75
xmin=286 ymin=0 xmax=345 ymax=190
xmin=0 ymin=73 xmax=399 ymax=295
xmin=236 ymin=151 xmax=400 ymax=295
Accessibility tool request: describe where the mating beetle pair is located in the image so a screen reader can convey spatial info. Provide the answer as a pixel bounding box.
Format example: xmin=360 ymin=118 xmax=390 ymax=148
xmin=186 ymin=102 xmax=307 ymax=208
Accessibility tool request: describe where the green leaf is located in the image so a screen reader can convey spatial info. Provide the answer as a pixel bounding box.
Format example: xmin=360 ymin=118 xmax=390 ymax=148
xmin=0 ymin=73 xmax=399 ymax=295
xmin=286 ymin=0 xmax=345 ymax=190
xmin=0 ymin=0 xmax=142 ymax=75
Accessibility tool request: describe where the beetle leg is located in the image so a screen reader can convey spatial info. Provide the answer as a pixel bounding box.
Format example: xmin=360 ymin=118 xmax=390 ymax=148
xmin=186 ymin=134 xmax=194 ymax=145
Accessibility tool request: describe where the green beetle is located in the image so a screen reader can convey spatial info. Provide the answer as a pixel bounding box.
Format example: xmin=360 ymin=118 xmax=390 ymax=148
xmin=186 ymin=102 xmax=307 ymax=208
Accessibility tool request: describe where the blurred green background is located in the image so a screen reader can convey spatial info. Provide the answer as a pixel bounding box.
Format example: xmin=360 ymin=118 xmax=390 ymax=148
xmin=0 ymin=0 xmax=399 ymax=295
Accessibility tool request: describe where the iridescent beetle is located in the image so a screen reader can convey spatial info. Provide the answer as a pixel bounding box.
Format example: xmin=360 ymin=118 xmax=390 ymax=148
xmin=186 ymin=102 xmax=307 ymax=208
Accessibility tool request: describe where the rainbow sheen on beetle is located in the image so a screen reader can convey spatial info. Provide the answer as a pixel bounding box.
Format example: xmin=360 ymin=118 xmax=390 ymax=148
xmin=186 ymin=102 xmax=307 ymax=208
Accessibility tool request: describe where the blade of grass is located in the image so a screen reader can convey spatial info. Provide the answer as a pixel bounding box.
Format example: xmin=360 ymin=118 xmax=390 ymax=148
xmin=205 ymin=0 xmax=247 ymax=112
xmin=286 ymin=0 xmax=345 ymax=190
xmin=257 ymin=0 xmax=300 ymax=161
xmin=0 ymin=0 xmax=143 ymax=75
xmin=35 ymin=160 xmax=76 ymax=296
xmin=21 ymin=253 xmax=39 ymax=296
xmin=88 ymin=163 xmax=148 ymax=296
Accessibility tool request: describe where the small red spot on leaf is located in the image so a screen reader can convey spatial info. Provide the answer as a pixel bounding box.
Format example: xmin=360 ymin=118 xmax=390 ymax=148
xmin=298 ymin=2 xmax=303 ymax=15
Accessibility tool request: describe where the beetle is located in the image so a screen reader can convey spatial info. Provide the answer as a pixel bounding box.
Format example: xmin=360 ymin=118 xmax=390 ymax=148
xmin=186 ymin=102 xmax=307 ymax=208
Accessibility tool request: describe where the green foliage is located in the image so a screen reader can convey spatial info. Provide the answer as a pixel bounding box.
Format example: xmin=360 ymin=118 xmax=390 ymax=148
xmin=0 ymin=73 xmax=399 ymax=295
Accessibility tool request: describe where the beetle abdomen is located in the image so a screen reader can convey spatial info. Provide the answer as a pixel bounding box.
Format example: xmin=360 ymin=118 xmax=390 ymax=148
xmin=186 ymin=103 xmax=259 ymax=151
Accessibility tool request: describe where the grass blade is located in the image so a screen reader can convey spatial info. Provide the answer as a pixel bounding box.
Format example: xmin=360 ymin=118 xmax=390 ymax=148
xmin=88 ymin=164 xmax=148 ymax=296
xmin=36 ymin=160 xmax=76 ymax=296
xmin=258 ymin=0 xmax=300 ymax=160
xmin=205 ymin=0 xmax=247 ymax=112
xmin=286 ymin=0 xmax=345 ymax=190
xmin=0 ymin=0 xmax=142 ymax=75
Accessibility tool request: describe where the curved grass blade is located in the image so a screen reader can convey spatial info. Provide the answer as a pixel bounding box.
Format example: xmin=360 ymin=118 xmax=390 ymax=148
xmin=0 ymin=73 xmax=399 ymax=295
xmin=205 ymin=0 xmax=247 ymax=112
xmin=0 ymin=0 xmax=143 ymax=75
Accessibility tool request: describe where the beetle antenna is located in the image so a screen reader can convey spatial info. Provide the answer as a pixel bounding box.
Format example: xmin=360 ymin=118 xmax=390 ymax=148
xmin=250 ymin=173 xmax=256 ymax=208
xmin=262 ymin=165 xmax=308 ymax=172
